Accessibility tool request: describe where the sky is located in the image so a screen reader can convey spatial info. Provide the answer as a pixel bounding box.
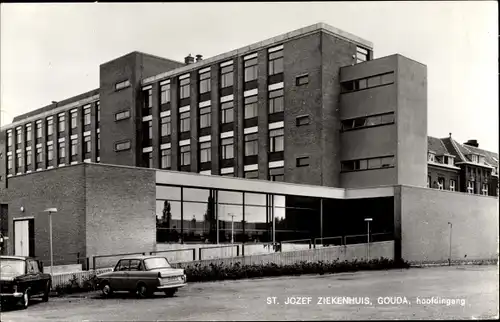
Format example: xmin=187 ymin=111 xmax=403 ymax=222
xmin=0 ymin=2 xmax=498 ymax=152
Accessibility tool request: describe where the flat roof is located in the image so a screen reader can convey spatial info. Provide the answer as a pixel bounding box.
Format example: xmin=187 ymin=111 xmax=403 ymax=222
xmin=142 ymin=22 xmax=373 ymax=86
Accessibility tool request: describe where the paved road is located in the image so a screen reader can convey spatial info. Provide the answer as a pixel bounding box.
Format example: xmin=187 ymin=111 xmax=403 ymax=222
xmin=1 ymin=265 xmax=498 ymax=321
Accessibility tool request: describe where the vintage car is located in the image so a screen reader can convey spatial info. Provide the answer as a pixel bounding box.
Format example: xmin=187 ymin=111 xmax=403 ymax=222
xmin=96 ymin=255 xmax=187 ymax=298
xmin=0 ymin=256 xmax=52 ymax=309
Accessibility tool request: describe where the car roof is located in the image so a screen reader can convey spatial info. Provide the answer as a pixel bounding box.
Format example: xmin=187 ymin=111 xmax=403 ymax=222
xmin=119 ymin=255 xmax=165 ymax=261
xmin=0 ymin=255 xmax=30 ymax=260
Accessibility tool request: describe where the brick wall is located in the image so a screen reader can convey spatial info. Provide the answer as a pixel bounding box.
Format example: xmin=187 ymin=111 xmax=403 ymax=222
xmin=398 ymin=185 xmax=498 ymax=263
xmin=84 ymin=163 xmax=156 ymax=260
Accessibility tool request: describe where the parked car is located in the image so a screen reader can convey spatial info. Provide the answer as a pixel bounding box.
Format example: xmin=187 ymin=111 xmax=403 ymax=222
xmin=96 ymin=255 xmax=187 ymax=298
xmin=0 ymin=256 xmax=52 ymax=309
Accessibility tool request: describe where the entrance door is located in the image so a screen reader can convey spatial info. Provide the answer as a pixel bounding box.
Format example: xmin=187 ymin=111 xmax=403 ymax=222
xmin=14 ymin=220 xmax=30 ymax=256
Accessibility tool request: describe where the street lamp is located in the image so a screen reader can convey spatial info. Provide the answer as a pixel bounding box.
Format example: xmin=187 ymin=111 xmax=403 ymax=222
xmin=44 ymin=208 xmax=58 ymax=275
xmin=364 ymin=218 xmax=373 ymax=261
xmin=447 ymin=222 xmax=453 ymax=266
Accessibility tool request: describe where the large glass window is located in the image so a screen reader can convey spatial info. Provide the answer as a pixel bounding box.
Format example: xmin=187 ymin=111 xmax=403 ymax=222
xmin=183 ymin=188 xmax=215 ymax=243
xmin=180 ymin=111 xmax=190 ymax=132
xmin=218 ymin=191 xmax=243 ymax=243
xmin=244 ymin=95 xmax=258 ymax=119
xmin=244 ymin=133 xmax=258 ymax=156
xmin=268 ymin=49 xmax=283 ymax=75
xmin=200 ymin=107 xmax=211 ymax=128
xmin=161 ymin=148 xmax=171 ymax=169
xmin=199 ymin=141 xmax=211 ymax=163
xmin=180 ymin=145 xmax=191 ymax=166
xmin=161 ymin=116 xmax=171 ymax=137
xmin=179 ymin=77 xmax=190 ymax=99
xmin=269 ymin=128 xmax=284 ymax=152
xmin=244 ymin=56 xmax=258 ymax=82
xmin=156 ymin=186 xmax=182 ymax=243
xmin=220 ymin=63 xmax=234 ymax=88
xmin=244 ymin=192 xmax=269 ymax=243
xmin=221 ymin=137 xmax=234 ymax=159
xmin=199 ymin=70 xmax=211 ymax=94
xmin=268 ymin=89 xmax=284 ymax=114
xmin=221 ymin=101 xmax=234 ymax=124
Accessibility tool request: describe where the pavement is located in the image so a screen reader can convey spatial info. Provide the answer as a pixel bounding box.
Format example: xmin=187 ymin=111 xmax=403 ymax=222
xmin=0 ymin=265 xmax=498 ymax=321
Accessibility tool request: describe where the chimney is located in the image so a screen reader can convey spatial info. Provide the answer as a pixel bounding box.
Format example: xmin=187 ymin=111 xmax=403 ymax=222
xmin=184 ymin=54 xmax=195 ymax=65
xmin=464 ymin=139 xmax=479 ymax=148
xmin=196 ymin=54 xmax=203 ymax=62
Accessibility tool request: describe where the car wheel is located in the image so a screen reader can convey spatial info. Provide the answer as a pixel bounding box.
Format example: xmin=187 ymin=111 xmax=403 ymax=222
xmin=136 ymin=283 xmax=150 ymax=299
xmin=101 ymin=282 xmax=113 ymax=298
xmin=164 ymin=288 xmax=177 ymax=297
xmin=20 ymin=290 xmax=29 ymax=310
xmin=42 ymin=281 xmax=51 ymax=302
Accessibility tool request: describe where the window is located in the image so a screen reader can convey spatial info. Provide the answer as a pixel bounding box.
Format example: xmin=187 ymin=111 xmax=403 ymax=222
xmin=470 ymin=155 xmax=479 ymax=163
xmin=199 ymin=141 xmax=211 ymax=163
xmin=221 ymin=137 xmax=234 ymax=159
xmin=36 ymin=122 xmax=43 ymax=139
xmin=6 ymin=131 xmax=12 ymax=149
xmin=180 ymin=145 xmax=191 ymax=166
xmin=244 ymin=95 xmax=258 ymax=119
xmin=115 ymin=140 xmax=131 ymax=151
xmin=47 ymin=144 xmax=54 ymax=162
xmin=220 ymin=63 xmax=234 ymax=88
xmin=244 ymin=133 xmax=258 ymax=156
xmin=71 ymin=139 xmax=78 ymax=156
xmin=146 ymin=121 xmax=153 ymax=141
xmin=142 ymin=152 xmax=153 ymax=168
xmin=15 ymin=129 xmax=22 ymax=148
xmin=70 ymin=111 xmax=77 ymax=129
xmin=428 ymin=153 xmax=435 ymax=162
xmin=221 ymin=101 xmax=234 ymax=124
xmin=482 ymin=184 xmax=488 ymax=196
xmin=179 ymin=76 xmax=190 ymax=99
xmin=25 ymin=125 xmax=32 ymax=142
xmin=269 ymin=128 xmax=284 ymax=152
xmin=143 ymin=87 xmax=153 ymax=111
xmin=180 ymin=111 xmax=190 ymax=132
xmin=115 ymin=110 xmax=130 ymax=121
xmin=341 ymin=113 xmax=395 ymax=131
xmin=268 ymin=89 xmax=284 ymax=114
xmin=437 ymin=177 xmax=445 ymax=190
xmin=269 ymin=167 xmax=284 ymax=181
xmin=115 ymin=80 xmax=131 ymax=90
xmin=268 ymin=48 xmax=283 ymax=75
xmin=427 ymin=175 xmax=431 ymax=188
xmin=57 ymin=143 xmax=65 ymax=164
xmin=97 ymin=133 xmax=100 ymax=151
xmin=341 ymin=156 xmax=395 ymax=172
xmin=244 ymin=170 xmax=259 ymax=179
xmin=199 ymin=70 xmax=211 ymax=94
xmin=15 ymin=153 xmax=22 ymax=172
xmin=356 ymin=47 xmax=368 ymax=63
xmin=449 ymin=179 xmax=456 ymax=192
xmin=161 ymin=116 xmax=171 ymax=136
xmin=160 ymin=81 xmax=171 ymax=104
xmin=244 ymin=56 xmax=258 ymax=82
xmin=58 ymin=115 xmax=65 ymax=133
xmin=7 ymin=155 xmax=12 ymax=173
xmin=35 ymin=147 xmax=42 ymax=169
xmin=199 ymin=107 xmax=211 ymax=128
xmin=97 ymin=102 xmax=100 ymax=125
xmin=466 ymin=181 xmax=474 ymax=194
xmin=84 ymin=136 xmax=91 ymax=154
xmin=161 ymin=148 xmax=171 ymax=169
xmin=296 ymin=115 xmax=310 ymax=126
xmin=26 ymin=150 xmax=32 ymax=166
xmin=83 ymin=107 xmax=91 ymax=125
xmin=296 ymin=75 xmax=308 ymax=86
xmin=296 ymin=156 xmax=309 ymax=167
xmin=341 ymin=72 xmax=395 ymax=93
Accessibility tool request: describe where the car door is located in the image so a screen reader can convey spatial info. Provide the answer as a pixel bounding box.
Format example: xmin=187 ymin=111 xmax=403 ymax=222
xmin=109 ymin=260 xmax=130 ymax=291
xmin=125 ymin=259 xmax=142 ymax=291
xmin=26 ymin=260 xmax=42 ymax=295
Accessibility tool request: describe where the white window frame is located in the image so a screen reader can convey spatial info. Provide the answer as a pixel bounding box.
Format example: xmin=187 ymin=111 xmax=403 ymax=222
xmin=449 ymin=179 xmax=456 ymax=192
xmin=467 ymin=181 xmax=474 ymax=194
xmin=482 ymin=184 xmax=488 ymax=196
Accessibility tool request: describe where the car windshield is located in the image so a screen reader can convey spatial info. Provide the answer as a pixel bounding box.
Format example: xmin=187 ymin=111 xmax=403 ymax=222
xmin=144 ymin=257 xmax=171 ymax=270
xmin=0 ymin=259 xmax=25 ymax=276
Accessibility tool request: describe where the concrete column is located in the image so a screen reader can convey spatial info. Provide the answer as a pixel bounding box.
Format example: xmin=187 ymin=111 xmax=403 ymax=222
xmin=211 ymin=65 xmax=221 ymax=175
xmin=151 ymin=82 xmax=160 ymax=168
xmin=257 ymin=48 xmax=269 ymax=180
xmin=170 ymin=78 xmax=179 ymax=170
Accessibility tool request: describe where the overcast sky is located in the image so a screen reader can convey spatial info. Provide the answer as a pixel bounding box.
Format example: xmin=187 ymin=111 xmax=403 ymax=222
xmin=1 ymin=2 xmax=498 ymax=152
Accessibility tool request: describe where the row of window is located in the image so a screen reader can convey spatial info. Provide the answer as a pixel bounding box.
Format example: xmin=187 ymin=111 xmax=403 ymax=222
xmin=341 ymin=156 xmax=395 ymax=172
xmin=427 ymin=176 xmax=490 ymax=196
xmin=341 ymin=112 xmax=395 ymax=131
xmin=6 ymin=102 xmax=100 ymax=150
xmin=6 ymin=133 xmax=100 ymax=173
xmin=341 ymin=72 xmax=395 ymax=93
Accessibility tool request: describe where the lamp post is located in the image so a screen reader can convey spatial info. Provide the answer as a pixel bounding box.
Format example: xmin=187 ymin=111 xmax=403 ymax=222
xmin=447 ymin=222 xmax=453 ymax=266
xmin=364 ymin=218 xmax=373 ymax=261
xmin=44 ymin=208 xmax=58 ymax=275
